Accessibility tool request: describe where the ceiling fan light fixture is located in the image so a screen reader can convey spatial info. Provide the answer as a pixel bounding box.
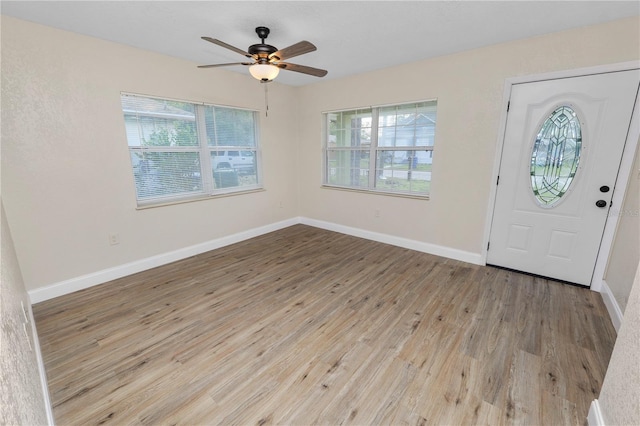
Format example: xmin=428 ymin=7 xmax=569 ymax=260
xmin=249 ymin=63 xmax=280 ymax=82
xmin=199 ymin=27 xmax=327 ymax=80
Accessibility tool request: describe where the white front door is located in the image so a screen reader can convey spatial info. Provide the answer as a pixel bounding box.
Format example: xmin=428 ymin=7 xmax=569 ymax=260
xmin=487 ymin=70 xmax=639 ymax=286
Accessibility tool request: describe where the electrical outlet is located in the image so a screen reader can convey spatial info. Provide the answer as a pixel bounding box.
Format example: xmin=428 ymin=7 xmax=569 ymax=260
xmin=109 ymin=233 xmax=120 ymax=245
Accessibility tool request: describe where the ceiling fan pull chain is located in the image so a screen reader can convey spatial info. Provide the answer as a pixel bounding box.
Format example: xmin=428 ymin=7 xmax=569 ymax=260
xmin=264 ymin=82 xmax=269 ymax=117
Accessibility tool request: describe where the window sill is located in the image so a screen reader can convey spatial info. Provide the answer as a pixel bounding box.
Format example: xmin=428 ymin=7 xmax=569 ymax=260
xmin=321 ymin=184 xmax=430 ymax=201
xmin=135 ymin=187 xmax=265 ymax=210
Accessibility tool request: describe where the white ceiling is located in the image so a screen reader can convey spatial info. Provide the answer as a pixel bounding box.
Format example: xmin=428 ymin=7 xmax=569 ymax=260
xmin=2 ymin=1 xmax=639 ymax=86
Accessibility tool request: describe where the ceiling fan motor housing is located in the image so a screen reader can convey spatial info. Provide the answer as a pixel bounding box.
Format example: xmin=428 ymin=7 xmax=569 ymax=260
xmin=248 ymin=43 xmax=278 ymax=61
xmin=250 ymin=26 xmax=278 ymax=63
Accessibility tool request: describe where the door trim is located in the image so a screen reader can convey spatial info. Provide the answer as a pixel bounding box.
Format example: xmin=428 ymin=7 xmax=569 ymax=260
xmin=482 ymin=61 xmax=640 ymax=290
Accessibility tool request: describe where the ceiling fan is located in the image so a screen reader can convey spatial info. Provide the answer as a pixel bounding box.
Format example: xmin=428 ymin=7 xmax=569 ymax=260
xmin=198 ymin=26 xmax=328 ymax=82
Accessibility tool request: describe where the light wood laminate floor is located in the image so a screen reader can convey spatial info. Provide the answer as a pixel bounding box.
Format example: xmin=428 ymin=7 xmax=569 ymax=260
xmin=34 ymin=225 xmax=617 ymax=425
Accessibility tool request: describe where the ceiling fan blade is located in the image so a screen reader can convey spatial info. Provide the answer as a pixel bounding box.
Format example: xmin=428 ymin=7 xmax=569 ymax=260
xmin=269 ymin=41 xmax=316 ymax=61
xmin=276 ymin=62 xmax=328 ymax=77
xmin=201 ymin=37 xmax=253 ymax=58
xmin=197 ymin=62 xmax=253 ymax=69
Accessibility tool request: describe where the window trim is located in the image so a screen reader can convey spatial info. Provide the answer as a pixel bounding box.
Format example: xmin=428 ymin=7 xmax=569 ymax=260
xmin=121 ymin=92 xmax=263 ymax=207
xmin=322 ymin=99 xmax=437 ymax=198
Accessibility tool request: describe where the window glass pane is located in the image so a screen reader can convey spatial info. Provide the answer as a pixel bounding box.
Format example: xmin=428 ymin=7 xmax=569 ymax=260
xmin=379 ymin=104 xmax=417 ymax=128
xmin=206 ymin=106 xmax=256 ymax=148
xmin=123 ymin=104 xmax=198 ymax=147
xmin=138 ymin=120 xmax=197 ymax=147
xmin=415 ymin=102 xmax=437 ymax=147
xmin=122 ymin=94 xmax=261 ymax=206
xmin=390 ymin=125 xmax=416 ymax=147
xmin=531 ymin=105 xmax=582 ymax=206
xmin=122 ymin=96 xmax=197 ymax=147
xmin=378 ymin=106 xmax=397 ymax=128
xmin=378 ymin=101 xmax=436 ymax=148
xmin=415 ymin=125 xmax=435 ymax=147
xmin=416 ymin=101 xmax=437 ymax=116
xmin=327 ymin=109 xmax=372 ymax=148
xmin=130 ymin=151 xmax=202 ymax=200
xmin=323 ymin=101 xmax=436 ymax=197
xmin=210 ymin=150 xmax=258 ymax=189
xmin=378 ymin=126 xmax=396 ymax=147
xmin=326 ymin=149 xmax=370 ymax=188
xmin=374 ymin=150 xmax=431 ymax=195
xmin=330 ymin=109 xmax=372 ymax=129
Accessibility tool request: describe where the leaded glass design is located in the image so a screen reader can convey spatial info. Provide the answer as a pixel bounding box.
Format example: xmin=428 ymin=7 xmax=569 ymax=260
xmin=530 ymin=106 xmax=582 ymax=206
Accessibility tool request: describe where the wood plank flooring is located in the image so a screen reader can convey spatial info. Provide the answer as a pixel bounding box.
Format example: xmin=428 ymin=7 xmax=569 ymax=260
xmin=33 ymin=225 xmax=617 ymax=425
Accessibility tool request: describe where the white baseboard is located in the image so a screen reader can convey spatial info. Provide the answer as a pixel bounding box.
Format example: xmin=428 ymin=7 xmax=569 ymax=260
xmin=300 ymin=217 xmax=484 ymax=266
xmin=28 ymin=218 xmax=298 ymax=304
xmin=27 ymin=302 xmax=55 ymax=424
xmin=28 ymin=217 xmax=483 ymax=304
xmin=599 ymin=280 xmax=623 ymax=333
xmin=588 ymin=399 xmax=605 ymax=426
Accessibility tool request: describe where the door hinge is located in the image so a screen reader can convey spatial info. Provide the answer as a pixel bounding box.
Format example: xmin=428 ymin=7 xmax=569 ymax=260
xmin=496 ymin=175 xmax=500 ymax=186
xmin=487 ymin=241 xmax=490 ymax=251
xmin=507 ymin=101 xmax=510 ymax=112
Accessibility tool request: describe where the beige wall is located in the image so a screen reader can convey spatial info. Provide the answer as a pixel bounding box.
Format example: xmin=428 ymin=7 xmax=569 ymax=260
xmin=296 ymin=16 xmax=640 ymax=256
xmin=0 ymin=201 xmax=48 ymax=425
xmin=597 ymin=261 xmax=640 ymax=425
xmin=1 ymin=16 xmax=299 ymax=291
xmin=2 ymin=14 xmax=640 ymax=425
xmin=2 ymin=16 xmax=639 ymax=301
xmin=604 ymin=145 xmax=640 ymax=312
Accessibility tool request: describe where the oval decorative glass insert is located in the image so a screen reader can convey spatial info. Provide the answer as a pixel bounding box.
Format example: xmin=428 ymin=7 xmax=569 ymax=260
xmin=530 ymin=105 xmax=582 ymax=206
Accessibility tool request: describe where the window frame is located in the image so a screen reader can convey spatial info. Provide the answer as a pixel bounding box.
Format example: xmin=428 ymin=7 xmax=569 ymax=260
xmin=121 ymin=93 xmax=262 ymax=208
xmin=322 ymin=99 xmax=437 ymax=198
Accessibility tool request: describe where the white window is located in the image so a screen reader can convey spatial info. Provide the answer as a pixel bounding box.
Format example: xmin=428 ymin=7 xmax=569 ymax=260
xmin=121 ymin=94 xmax=261 ymax=206
xmin=323 ymin=100 xmax=436 ymax=197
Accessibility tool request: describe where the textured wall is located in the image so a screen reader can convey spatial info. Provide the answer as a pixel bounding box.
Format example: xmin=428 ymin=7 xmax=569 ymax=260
xmin=605 ymin=145 xmax=640 ymax=312
xmin=598 ymin=261 xmax=640 ymax=425
xmin=0 ymin=201 xmax=49 ymax=424
xmin=1 ymin=15 xmax=299 ymax=292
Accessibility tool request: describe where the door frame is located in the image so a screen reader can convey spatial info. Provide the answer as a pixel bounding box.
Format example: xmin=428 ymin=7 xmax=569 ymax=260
xmin=482 ymin=61 xmax=640 ymax=290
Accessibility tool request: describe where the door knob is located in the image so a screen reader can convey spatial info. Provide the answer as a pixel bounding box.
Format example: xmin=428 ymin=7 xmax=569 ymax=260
xmin=595 ymin=200 xmax=607 ymax=208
